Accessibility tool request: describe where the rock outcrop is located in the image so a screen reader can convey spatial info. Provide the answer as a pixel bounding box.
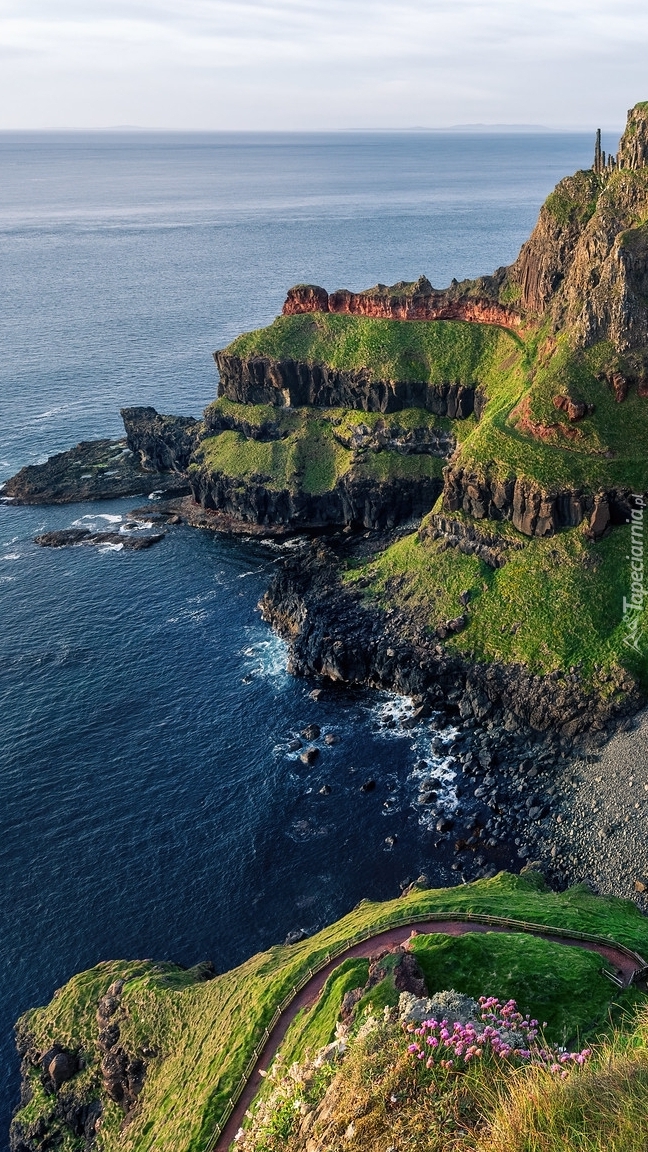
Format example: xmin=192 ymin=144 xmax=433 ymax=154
xmin=442 ymin=465 xmax=635 ymax=539
xmin=260 ymin=542 xmax=641 ymax=736
xmin=120 ymin=406 xmax=201 ymax=472
xmin=190 ymin=467 xmax=442 ymax=532
xmin=35 ymin=528 xmax=165 ymax=550
xmin=282 ymin=274 xmax=521 ymax=330
xmin=419 ymin=513 xmax=526 ymax=568
xmin=1 ymin=439 xmax=190 ymax=505
xmin=96 ymin=981 xmax=146 ymax=1113
xmin=510 ymin=103 xmax=648 ymax=363
xmin=214 ymin=352 xmax=477 ymax=417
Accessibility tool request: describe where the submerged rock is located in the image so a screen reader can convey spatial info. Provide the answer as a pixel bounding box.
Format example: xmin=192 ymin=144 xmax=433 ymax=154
xmin=35 ymin=529 xmax=165 ymax=550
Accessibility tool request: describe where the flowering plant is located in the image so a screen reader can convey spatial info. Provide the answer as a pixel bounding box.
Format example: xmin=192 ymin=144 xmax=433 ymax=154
xmin=406 ymin=995 xmax=591 ymax=1079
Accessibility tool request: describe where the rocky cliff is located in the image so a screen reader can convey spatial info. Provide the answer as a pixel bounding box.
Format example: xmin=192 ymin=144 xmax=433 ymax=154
xmin=190 ymin=467 xmax=442 ymax=532
xmin=260 ymin=542 xmax=639 ymax=737
xmin=120 ymin=406 xmax=201 ymax=472
xmin=214 ymin=351 xmax=477 ymax=417
xmin=510 ymin=104 xmax=648 ymax=367
xmin=282 ymin=273 xmax=521 ymax=330
xmin=441 ymin=465 xmax=634 ymax=539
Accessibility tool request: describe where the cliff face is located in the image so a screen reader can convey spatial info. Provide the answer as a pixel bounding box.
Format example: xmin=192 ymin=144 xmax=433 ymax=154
xmin=214 ymin=352 xmax=477 ymax=417
xmin=510 ymin=104 xmax=648 ymax=365
xmin=282 ymin=273 xmax=521 ymax=330
xmin=441 ymin=465 xmax=633 ymax=539
xmin=120 ymin=407 xmax=201 ymax=472
xmin=190 ymin=464 xmax=442 ymax=532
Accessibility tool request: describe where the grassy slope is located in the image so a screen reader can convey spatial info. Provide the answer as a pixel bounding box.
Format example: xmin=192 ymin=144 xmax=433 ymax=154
xmin=275 ymin=958 xmax=370 ymax=1068
xmin=345 ymin=523 xmax=648 ymax=687
xmin=409 ymin=932 xmax=621 ymax=1045
xmin=14 ymin=873 xmax=648 ymax=1152
xmin=195 ymin=405 xmax=444 ymax=494
xmin=223 ymin=313 xmax=518 ymax=386
xmin=221 ymin=313 xmax=648 ymax=493
xmin=263 ymin=1003 xmax=648 ymax=1152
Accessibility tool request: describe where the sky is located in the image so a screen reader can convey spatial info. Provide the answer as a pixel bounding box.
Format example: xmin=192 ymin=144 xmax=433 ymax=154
xmin=1 ymin=0 xmax=647 ymax=131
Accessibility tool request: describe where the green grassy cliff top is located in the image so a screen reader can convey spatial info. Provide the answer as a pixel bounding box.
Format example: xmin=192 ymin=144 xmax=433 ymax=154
xmin=12 ymin=872 xmax=648 ymax=1152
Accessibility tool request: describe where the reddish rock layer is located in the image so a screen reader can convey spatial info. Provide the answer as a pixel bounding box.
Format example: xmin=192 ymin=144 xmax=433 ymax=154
xmin=282 ymin=282 xmax=522 ymax=331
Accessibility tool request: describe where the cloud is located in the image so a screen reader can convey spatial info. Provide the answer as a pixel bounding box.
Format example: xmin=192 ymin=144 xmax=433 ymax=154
xmin=0 ymin=0 xmax=647 ymax=128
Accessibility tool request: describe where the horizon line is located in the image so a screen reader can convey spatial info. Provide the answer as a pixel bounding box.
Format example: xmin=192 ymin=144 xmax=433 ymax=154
xmin=0 ymin=123 xmax=624 ymax=135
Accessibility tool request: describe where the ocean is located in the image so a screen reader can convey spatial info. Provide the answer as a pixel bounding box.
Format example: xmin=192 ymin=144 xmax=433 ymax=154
xmin=0 ymin=128 xmax=610 ymax=1141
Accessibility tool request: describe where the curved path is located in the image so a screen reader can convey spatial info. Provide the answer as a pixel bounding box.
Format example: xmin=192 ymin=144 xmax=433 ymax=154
xmin=213 ymin=918 xmax=646 ymax=1150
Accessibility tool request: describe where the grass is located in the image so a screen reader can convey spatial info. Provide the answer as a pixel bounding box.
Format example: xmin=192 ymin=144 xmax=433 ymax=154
xmin=245 ymin=1004 xmax=648 ymax=1152
xmin=13 ymin=872 xmax=648 ymax=1152
xmin=543 ymin=170 xmax=601 ymax=228
xmin=269 ymin=957 xmax=369 ymax=1068
xmin=482 ymin=1031 xmax=648 ymax=1152
xmin=193 ymin=407 xmax=446 ymax=495
xmin=223 ymin=313 xmax=523 ymax=387
xmin=408 ymin=932 xmax=625 ymax=1046
xmin=344 ymin=524 xmax=648 ymax=688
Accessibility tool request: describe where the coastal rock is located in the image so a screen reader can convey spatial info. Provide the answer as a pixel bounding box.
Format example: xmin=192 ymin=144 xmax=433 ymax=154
xmin=282 ymin=275 xmax=521 ymax=331
xmin=2 ymin=439 xmax=189 ymax=505
xmin=284 ymin=928 xmax=308 ymax=945
xmin=47 ymin=1051 xmax=77 ymax=1091
xmin=259 ymin=541 xmax=643 ymax=736
xmin=120 ymin=406 xmax=201 ymax=472
xmin=34 ymin=529 xmax=165 ymax=550
xmin=214 ymin=352 xmax=477 ymax=417
xmin=189 ymin=466 xmax=442 ymax=532
xmin=441 ymin=465 xmax=633 ymax=539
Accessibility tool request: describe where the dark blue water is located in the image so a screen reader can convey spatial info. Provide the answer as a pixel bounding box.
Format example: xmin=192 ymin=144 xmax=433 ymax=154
xmin=0 ymin=130 xmax=607 ymax=1140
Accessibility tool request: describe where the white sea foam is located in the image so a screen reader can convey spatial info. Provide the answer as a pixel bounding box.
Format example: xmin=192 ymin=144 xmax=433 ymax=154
xmin=33 ymin=404 xmax=70 ymax=421
xmin=71 ymin=513 xmax=123 ymax=529
xmin=368 ymin=692 xmax=459 ymax=825
xmin=1 ymin=553 xmax=21 ymax=561
xmin=240 ymin=632 xmax=289 ymax=682
xmin=97 ymin=542 xmax=124 ymax=553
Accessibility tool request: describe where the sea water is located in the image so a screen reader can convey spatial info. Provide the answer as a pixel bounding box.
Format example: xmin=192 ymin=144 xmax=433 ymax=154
xmin=0 ymin=129 xmax=610 ymax=1140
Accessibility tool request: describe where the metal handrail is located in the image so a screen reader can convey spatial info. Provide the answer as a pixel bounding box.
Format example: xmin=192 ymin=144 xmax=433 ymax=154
xmin=203 ymin=909 xmax=648 ymax=1150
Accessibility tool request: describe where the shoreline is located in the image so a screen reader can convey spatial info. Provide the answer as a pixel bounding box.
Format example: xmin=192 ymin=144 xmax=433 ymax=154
xmin=4 ymin=442 xmax=647 ymax=907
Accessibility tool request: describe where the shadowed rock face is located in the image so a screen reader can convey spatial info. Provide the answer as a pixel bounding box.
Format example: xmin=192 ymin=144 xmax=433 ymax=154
xmin=120 ymin=406 xmax=201 ymax=472
xmin=282 ymin=274 xmax=521 ymax=330
xmin=442 ymin=465 xmax=633 ymax=539
xmin=510 ymin=103 xmax=648 ymax=362
xmin=190 ymin=467 xmax=443 ymax=532
xmin=214 ymin=352 xmax=477 ymax=417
